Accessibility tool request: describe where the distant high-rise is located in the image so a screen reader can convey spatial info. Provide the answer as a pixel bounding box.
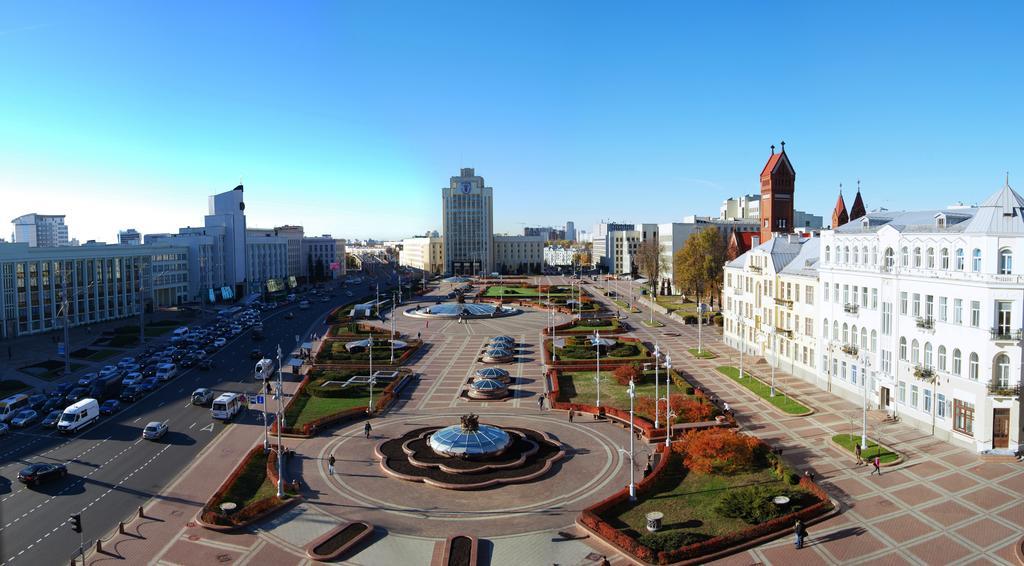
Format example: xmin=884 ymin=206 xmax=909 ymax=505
xmin=759 ymin=142 xmax=795 ymax=243
xmin=565 ymin=221 xmax=576 ymax=241
xmin=442 ymin=168 xmax=493 ymax=275
xmin=12 ymin=213 xmax=69 ymax=247
xmin=118 ymin=228 xmax=141 ymax=246
xmin=205 ymin=185 xmax=247 ymax=296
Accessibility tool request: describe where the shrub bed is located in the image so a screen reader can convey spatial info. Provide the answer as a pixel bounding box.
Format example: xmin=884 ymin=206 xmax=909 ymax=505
xmin=200 ymin=444 xmax=297 ymax=528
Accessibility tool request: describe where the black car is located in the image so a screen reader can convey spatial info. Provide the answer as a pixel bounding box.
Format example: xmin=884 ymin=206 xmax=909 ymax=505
xmin=65 ymin=387 xmax=88 ymax=403
xmin=40 ymin=397 xmax=63 ymax=414
xmin=99 ymin=400 xmax=121 ymax=415
xmin=179 ymin=356 xmax=196 ymax=369
xmin=142 ymin=364 xmax=159 ymax=377
xmin=284 ymin=311 xmax=295 ymax=320
xmin=27 ymin=394 xmax=49 ymax=411
xmin=138 ymin=378 xmax=159 ymax=392
xmin=18 ymin=463 xmax=67 ymax=486
xmin=51 ymin=383 xmax=72 ymax=399
xmin=120 ymin=385 xmax=144 ymax=402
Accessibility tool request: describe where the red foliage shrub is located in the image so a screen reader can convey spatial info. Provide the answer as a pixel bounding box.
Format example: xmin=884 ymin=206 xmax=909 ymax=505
xmin=676 ymin=428 xmax=762 ymax=475
xmin=612 ymin=363 xmax=643 ymax=385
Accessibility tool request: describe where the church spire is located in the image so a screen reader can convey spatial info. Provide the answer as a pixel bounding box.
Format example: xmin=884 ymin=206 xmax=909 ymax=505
xmin=849 ymin=179 xmax=867 ymax=221
xmin=832 ymin=184 xmax=849 ymax=228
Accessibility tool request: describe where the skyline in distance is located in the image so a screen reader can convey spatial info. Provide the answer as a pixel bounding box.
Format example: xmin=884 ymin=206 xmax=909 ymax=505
xmin=1 ymin=2 xmax=1021 ymax=243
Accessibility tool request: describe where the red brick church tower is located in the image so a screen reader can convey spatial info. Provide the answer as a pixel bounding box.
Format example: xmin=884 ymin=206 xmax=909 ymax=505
xmin=759 ymin=141 xmax=795 ymax=244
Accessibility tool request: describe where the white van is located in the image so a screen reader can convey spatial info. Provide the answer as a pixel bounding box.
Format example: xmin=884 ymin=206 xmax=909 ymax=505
xmin=254 ymin=358 xmax=275 ymax=381
xmin=155 ymin=363 xmax=178 ymax=382
xmin=58 ymin=398 xmax=100 ymax=434
xmin=170 ymin=327 xmax=190 ymax=343
xmin=0 ymin=394 xmax=31 ymax=423
xmin=211 ymin=393 xmax=244 ymax=420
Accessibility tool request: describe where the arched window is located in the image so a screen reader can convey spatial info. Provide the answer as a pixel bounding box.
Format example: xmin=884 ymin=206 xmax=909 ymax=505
xmin=913 ymin=247 xmax=922 ymax=267
xmin=972 ymin=249 xmax=982 ymax=272
xmin=824 ymin=246 xmax=831 ymax=263
xmin=940 ymin=248 xmax=950 ymax=270
xmin=938 ymin=345 xmax=947 ymax=371
xmin=999 ymin=249 xmax=1013 ymax=275
xmin=924 ymin=342 xmax=933 ymax=368
xmin=926 ymin=247 xmax=935 ymax=268
xmin=969 ymin=352 xmax=979 ymax=380
xmin=884 ymin=248 xmax=895 ymax=269
xmin=901 ymin=247 xmax=909 ymax=267
xmin=911 ymin=339 xmax=920 ymax=363
xmin=994 ymin=354 xmax=1011 ymax=387
xmin=832 ymin=321 xmax=839 ymax=341
xmin=871 ymin=246 xmax=878 ymax=265
xmin=955 ymin=248 xmax=965 ymax=270
xmin=844 ymin=246 xmax=850 ymax=263
xmin=860 ymin=327 xmax=868 ymax=349
xmin=843 ymin=323 xmax=849 ymax=344
xmin=952 ymin=349 xmax=962 ymax=375
xmin=822 ymin=318 xmax=829 ymax=338
xmin=870 ymin=330 xmax=877 ymax=352
xmin=900 ymin=337 xmax=908 ymax=360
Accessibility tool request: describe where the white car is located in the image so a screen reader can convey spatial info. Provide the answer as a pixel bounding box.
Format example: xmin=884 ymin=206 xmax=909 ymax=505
xmin=122 ymin=372 xmax=143 ymax=386
xmin=78 ymin=372 xmax=99 ymax=386
xmin=213 ymin=338 xmax=227 ymax=348
xmin=98 ymin=365 xmax=119 ymax=377
xmin=117 ymin=357 xmax=136 ymax=369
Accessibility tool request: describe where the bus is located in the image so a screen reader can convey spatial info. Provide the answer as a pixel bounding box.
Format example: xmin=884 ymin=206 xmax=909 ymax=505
xmin=211 ymin=393 xmax=244 ymax=421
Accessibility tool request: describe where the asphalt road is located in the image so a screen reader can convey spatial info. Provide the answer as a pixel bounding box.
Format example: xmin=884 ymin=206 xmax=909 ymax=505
xmin=0 ymin=275 xmax=400 ymax=566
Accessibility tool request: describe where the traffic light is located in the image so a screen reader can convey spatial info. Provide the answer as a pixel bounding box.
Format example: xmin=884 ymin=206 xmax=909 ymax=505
xmin=69 ymin=514 xmax=82 ymax=533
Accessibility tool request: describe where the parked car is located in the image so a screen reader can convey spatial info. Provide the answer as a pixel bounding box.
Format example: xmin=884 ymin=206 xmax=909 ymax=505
xmin=10 ymin=409 xmax=39 ymax=428
xmin=40 ymin=398 xmax=63 ymax=414
xmin=98 ymin=365 xmax=119 ymax=377
xmin=191 ymin=388 xmax=214 ymax=405
xmin=18 ymin=462 xmax=67 ymax=486
xmin=99 ymin=400 xmax=121 ymax=415
xmin=142 ymin=421 xmax=168 ymax=440
xmin=122 ymin=372 xmax=143 ymax=387
xmin=27 ymin=394 xmax=49 ymax=411
xmin=179 ymin=356 xmax=196 ymax=369
xmin=41 ymin=410 xmax=62 ymax=428
xmin=51 ymin=383 xmax=72 ymax=399
xmin=117 ymin=357 xmax=136 ymax=369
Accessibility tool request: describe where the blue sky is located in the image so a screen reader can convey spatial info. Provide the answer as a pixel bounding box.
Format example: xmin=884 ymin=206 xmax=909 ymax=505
xmin=1 ymin=2 xmax=1021 ymax=242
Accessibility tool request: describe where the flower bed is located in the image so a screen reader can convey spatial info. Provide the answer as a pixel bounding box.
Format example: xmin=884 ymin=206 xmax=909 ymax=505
xmin=543 ymin=317 xmax=624 ymax=336
xmin=577 ymin=433 xmax=833 ymax=564
xmin=273 ymin=370 xmax=410 ymax=437
xmin=544 ymin=336 xmax=653 ymax=368
xmin=306 ymin=521 xmax=374 ymax=562
xmin=199 ymin=444 xmax=299 ymax=529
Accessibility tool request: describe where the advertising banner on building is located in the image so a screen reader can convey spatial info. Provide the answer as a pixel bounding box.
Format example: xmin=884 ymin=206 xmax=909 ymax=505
xmin=209 ymin=289 xmax=216 ymax=303
xmin=330 ymin=261 xmax=340 ymax=271
xmin=287 ymin=276 xmax=298 ymax=289
xmin=221 ymin=286 xmax=234 ymax=300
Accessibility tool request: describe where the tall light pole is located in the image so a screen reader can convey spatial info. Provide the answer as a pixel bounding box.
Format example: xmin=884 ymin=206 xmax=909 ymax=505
xmin=390 ymin=291 xmax=396 ymax=364
xmin=627 ymin=377 xmax=636 ymax=500
xmin=368 ymin=335 xmax=374 ymax=386
xmin=653 ymin=344 xmax=661 ymax=428
xmin=735 ymin=313 xmax=744 ymax=380
xmin=259 ymin=361 xmax=270 ymax=452
xmin=664 ymin=355 xmax=673 ymax=447
xmin=697 ymin=301 xmax=704 ymax=354
xmin=275 ymin=344 xmax=285 ymax=498
xmin=860 ymin=353 xmax=870 ymax=450
xmin=594 ymin=330 xmax=602 ymax=408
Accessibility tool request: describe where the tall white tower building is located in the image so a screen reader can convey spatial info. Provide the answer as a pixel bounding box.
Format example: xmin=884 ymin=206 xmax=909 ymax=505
xmin=442 ymin=168 xmax=493 ymax=275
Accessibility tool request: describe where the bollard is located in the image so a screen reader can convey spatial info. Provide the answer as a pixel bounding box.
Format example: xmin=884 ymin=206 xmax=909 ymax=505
xmin=95 ymin=539 xmax=103 ymax=553
xmin=119 ymin=521 xmax=126 ymax=534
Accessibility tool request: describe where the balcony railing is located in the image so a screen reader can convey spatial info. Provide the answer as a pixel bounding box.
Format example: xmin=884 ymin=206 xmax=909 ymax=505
xmin=843 ymin=303 xmax=859 ymax=314
xmin=989 ymin=328 xmax=1023 ymax=342
xmin=987 ymin=381 xmax=1021 ymax=397
xmin=748 ymin=265 xmax=762 ymax=274
xmin=840 ymin=344 xmax=859 ymax=356
xmin=913 ymin=365 xmax=936 ymax=382
xmin=774 ymin=298 xmax=793 ymax=308
xmin=916 ymin=317 xmax=935 ymax=330
xmin=775 ymin=327 xmax=793 ymax=338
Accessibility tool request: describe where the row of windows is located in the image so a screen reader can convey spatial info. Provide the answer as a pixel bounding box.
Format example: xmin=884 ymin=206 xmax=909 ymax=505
xmin=825 ymin=243 xmax=1012 ymax=275
xmin=896 ymin=338 xmax=1012 ymax=385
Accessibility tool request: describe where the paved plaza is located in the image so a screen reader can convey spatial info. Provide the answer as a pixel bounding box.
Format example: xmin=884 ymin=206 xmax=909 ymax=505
xmin=83 ymin=278 xmax=1023 ymax=566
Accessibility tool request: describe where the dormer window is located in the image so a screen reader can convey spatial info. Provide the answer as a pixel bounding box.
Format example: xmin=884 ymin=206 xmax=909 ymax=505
xmin=935 ymin=213 xmax=946 ymax=229
xmin=861 ymin=216 xmax=870 ymax=229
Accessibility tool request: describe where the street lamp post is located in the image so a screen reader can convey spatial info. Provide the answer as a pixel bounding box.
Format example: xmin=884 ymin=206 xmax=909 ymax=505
xmin=627 ymin=378 xmax=637 ymax=500
xmin=275 ymin=344 xmax=285 ymax=498
xmin=735 ymin=313 xmax=744 ymax=380
xmin=762 ymin=331 xmax=776 ymax=397
xmin=390 ymin=292 xmax=396 ymax=363
xmin=860 ymin=353 xmax=870 ymax=450
xmin=653 ymin=344 xmax=661 ymax=428
xmin=259 ymin=362 xmax=270 ymax=452
xmin=664 ymin=355 xmax=673 ymax=447
xmin=368 ymin=335 xmax=374 ymax=388
xmin=594 ymin=330 xmax=602 ymax=408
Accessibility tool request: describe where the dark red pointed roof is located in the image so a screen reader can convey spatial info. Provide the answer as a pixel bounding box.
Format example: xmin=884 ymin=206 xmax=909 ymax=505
xmin=849 ymin=190 xmax=866 ymax=221
xmin=832 ymin=192 xmax=849 ymax=228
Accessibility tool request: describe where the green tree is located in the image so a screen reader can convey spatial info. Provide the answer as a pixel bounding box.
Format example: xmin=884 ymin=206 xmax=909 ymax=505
xmin=673 ymin=227 xmax=726 ymax=308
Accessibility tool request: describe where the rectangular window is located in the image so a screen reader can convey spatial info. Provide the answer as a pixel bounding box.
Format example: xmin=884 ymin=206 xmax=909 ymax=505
xmin=851 ymin=365 xmax=858 ymax=386
xmin=843 ymin=285 xmax=849 ymax=304
xmin=806 ymin=286 xmax=813 ymax=305
xmin=953 ymin=400 xmax=974 ymax=436
xmin=881 ymin=350 xmax=892 ymax=374
xmin=823 ymin=283 xmax=829 ymax=302
xmin=841 ymin=361 xmax=847 ymax=381
xmin=937 ymin=394 xmax=946 ymax=419
xmin=954 ymin=299 xmax=963 ymax=325
xmin=898 ymin=381 xmax=906 ymax=403
xmin=901 ymin=292 xmax=908 ymax=315
xmin=871 ymin=288 xmax=878 ymax=309
xmin=970 ymin=301 xmax=980 ymax=327
xmin=911 ymin=385 xmax=919 ymax=407
xmin=912 ymin=293 xmax=921 ymax=317
xmin=924 ymin=388 xmax=932 ymax=413
xmin=925 ymin=295 xmax=934 ymax=319
xmin=881 ymin=303 xmax=892 ymax=335
xmin=939 ymin=297 xmax=947 ymax=322
xmin=861 ymin=286 xmax=868 ymax=307
xmin=997 ymin=301 xmax=1012 ymax=335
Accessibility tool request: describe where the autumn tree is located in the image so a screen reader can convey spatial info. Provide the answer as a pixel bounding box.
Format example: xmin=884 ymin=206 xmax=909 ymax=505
xmin=612 ymin=363 xmax=644 ymax=385
xmin=634 ymin=239 xmax=663 ymax=298
xmin=673 ymin=227 xmax=727 ymax=308
xmin=676 ymin=428 xmax=763 ymax=475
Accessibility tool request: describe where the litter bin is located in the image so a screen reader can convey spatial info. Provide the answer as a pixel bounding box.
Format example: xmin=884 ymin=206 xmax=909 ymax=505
xmin=645 ymin=511 xmax=664 ymax=532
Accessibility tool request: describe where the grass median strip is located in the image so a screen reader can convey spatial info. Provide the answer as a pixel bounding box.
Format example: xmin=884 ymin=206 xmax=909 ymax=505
xmin=688 ymin=348 xmax=717 ymax=359
xmin=715 ymin=366 xmax=810 ymax=415
xmin=831 ymin=434 xmax=901 ymax=465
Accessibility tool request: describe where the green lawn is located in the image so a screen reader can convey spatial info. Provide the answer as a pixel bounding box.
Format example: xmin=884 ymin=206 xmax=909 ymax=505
xmin=611 ymin=455 xmax=803 ymax=540
xmin=563 ymin=318 xmax=620 ymax=332
xmin=715 ymin=366 xmax=810 ymax=415
xmin=831 ymin=434 xmax=901 ymax=464
xmin=482 ymin=285 xmax=572 ymax=297
xmin=285 ymin=389 xmax=368 ymax=428
xmin=219 ymin=450 xmax=278 ymax=509
xmin=556 ymin=370 xmax=713 ymax=423
xmin=641 ymin=319 xmax=665 ymax=328
xmin=688 ymin=348 xmax=717 ymax=359
xmin=553 ymin=338 xmax=649 ymax=361
xmin=0 ymin=380 xmax=29 ymax=397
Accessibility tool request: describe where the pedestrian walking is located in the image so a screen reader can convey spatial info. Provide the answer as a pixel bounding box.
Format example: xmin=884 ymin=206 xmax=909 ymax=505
xmin=568 ymin=410 xmax=574 ymax=423
xmin=364 ymin=421 xmax=372 ymax=438
xmin=643 ymin=461 xmax=653 ymax=478
xmin=538 ymin=394 xmax=545 ymax=412
xmin=871 ymin=455 xmax=882 ymax=475
xmin=328 ymin=453 xmax=336 ymax=476
xmin=794 ymin=519 xmax=808 ymax=549
xmin=854 ymin=443 xmax=864 ymax=466
xmin=417 ymin=331 xmax=421 ymax=340
xmin=723 ymin=401 xmax=730 ymax=415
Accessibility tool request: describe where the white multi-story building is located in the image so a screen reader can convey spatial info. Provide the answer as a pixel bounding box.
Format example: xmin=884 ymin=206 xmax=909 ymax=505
xmin=400 ymin=236 xmax=444 ymax=274
xmin=205 ymin=185 xmax=247 ymax=296
xmin=443 ymin=168 xmax=493 ymax=275
xmin=302 ymin=235 xmax=346 ymax=281
xmin=724 ymin=183 xmax=1024 ymax=454
xmin=723 ymin=235 xmax=820 ymax=387
xmin=719 ymin=194 xmax=823 ymax=230
xmin=0 ymin=242 xmax=188 ymax=338
xmin=12 ymin=214 xmax=70 ymax=248
xmin=543 ymin=245 xmax=583 ymax=267
xmin=246 ymin=229 xmax=289 ymax=292
xmin=493 ymin=235 xmax=544 ymax=274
